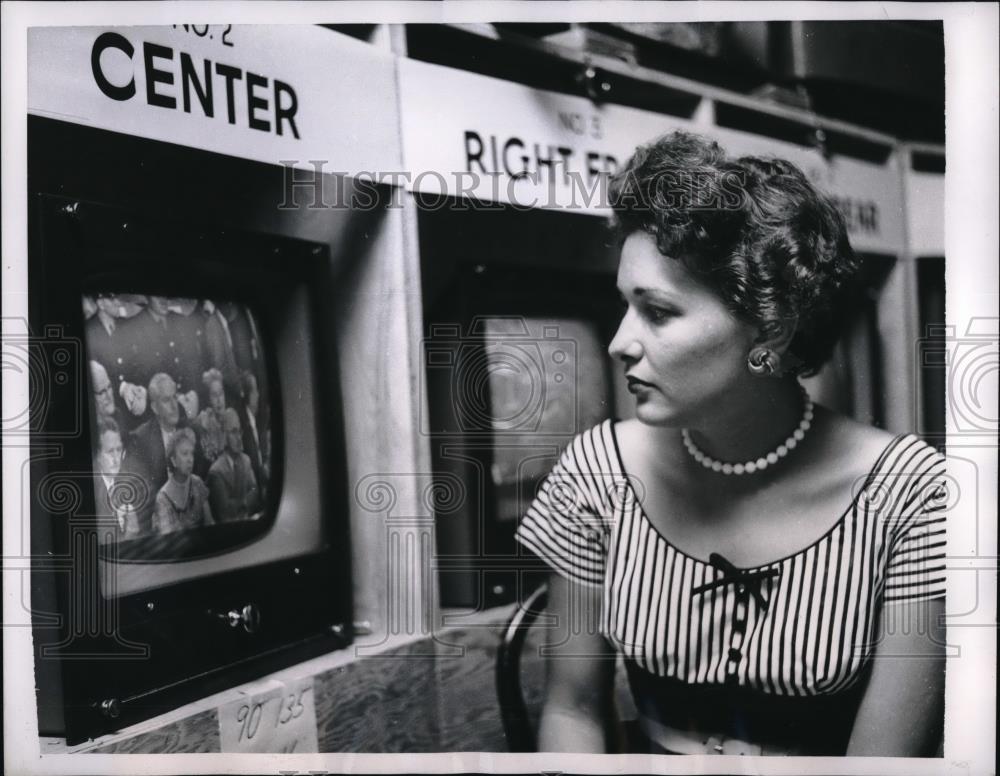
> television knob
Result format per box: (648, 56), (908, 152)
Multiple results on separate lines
(99, 698), (120, 719)
(218, 603), (261, 633)
(240, 603), (261, 634)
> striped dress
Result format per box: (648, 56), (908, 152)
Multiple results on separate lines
(515, 419), (946, 742)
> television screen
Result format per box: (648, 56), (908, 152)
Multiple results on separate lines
(85, 293), (274, 559)
(84, 293), (271, 560)
(79, 285), (325, 600)
(30, 189), (340, 612)
(483, 316), (613, 527)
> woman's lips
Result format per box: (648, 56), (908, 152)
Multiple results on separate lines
(626, 375), (655, 394)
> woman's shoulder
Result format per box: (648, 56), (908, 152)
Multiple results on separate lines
(154, 483), (179, 514)
(611, 417), (644, 451)
(191, 474), (208, 499)
(820, 407), (895, 454)
(813, 406), (943, 483)
(558, 419), (621, 470)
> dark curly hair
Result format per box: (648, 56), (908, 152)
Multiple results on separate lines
(609, 130), (860, 376)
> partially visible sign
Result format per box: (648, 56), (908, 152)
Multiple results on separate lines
(399, 58), (671, 212)
(218, 676), (317, 754)
(825, 154), (906, 255)
(710, 126), (906, 255)
(905, 160), (945, 257)
(28, 25), (402, 174)
(399, 58), (906, 254)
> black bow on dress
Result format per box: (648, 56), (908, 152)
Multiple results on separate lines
(691, 552), (780, 611)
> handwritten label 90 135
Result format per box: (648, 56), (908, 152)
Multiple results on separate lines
(218, 677), (317, 753)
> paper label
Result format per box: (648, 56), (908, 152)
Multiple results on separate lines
(218, 676), (318, 753)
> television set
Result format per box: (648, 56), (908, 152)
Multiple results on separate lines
(417, 202), (627, 608)
(29, 179), (353, 743)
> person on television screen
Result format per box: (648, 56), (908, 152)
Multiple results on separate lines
(515, 131), (946, 757)
(226, 303), (264, 378)
(85, 294), (124, 384)
(169, 296), (209, 399)
(120, 295), (201, 399)
(90, 359), (126, 429)
(202, 299), (241, 395)
(85, 294), (150, 419)
(129, 373), (203, 531)
(238, 369), (269, 492)
(119, 295), (169, 388)
(194, 368), (227, 470)
(92, 416), (152, 544)
(89, 359), (147, 434)
(207, 408), (260, 523)
(152, 427), (214, 535)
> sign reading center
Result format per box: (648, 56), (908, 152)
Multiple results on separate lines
(90, 31), (300, 137)
(29, 25), (402, 176)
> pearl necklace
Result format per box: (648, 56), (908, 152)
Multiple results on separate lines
(681, 387), (814, 475)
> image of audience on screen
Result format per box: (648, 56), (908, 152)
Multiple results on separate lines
(84, 294), (271, 546)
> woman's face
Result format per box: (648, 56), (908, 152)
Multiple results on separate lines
(209, 380), (226, 414)
(608, 232), (757, 427)
(171, 439), (195, 478)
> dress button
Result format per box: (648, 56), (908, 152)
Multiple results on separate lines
(728, 647), (741, 662)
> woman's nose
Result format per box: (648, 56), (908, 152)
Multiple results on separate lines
(608, 313), (642, 363)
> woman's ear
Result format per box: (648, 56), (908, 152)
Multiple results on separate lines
(754, 318), (797, 355)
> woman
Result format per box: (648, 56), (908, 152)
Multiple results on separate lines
(515, 131), (946, 756)
(153, 427), (214, 534)
(195, 368), (227, 466)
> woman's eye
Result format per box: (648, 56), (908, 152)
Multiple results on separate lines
(646, 306), (675, 323)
